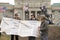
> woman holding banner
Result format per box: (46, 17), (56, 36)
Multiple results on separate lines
(38, 16), (48, 40)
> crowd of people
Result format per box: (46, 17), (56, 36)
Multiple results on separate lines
(0, 13), (49, 40)
(0, 6), (54, 40)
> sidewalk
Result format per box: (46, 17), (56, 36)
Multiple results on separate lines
(19, 37), (40, 40)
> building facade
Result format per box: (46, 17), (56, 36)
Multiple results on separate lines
(52, 3), (60, 25)
(0, 3), (14, 21)
(14, 0), (51, 20)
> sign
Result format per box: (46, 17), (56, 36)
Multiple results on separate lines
(19, 20), (41, 37)
(1, 17), (20, 35)
(1, 17), (41, 37)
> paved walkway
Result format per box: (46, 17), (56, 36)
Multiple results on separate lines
(19, 37), (40, 40)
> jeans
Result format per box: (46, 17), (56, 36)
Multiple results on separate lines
(28, 36), (36, 40)
(11, 35), (19, 40)
(41, 34), (48, 40)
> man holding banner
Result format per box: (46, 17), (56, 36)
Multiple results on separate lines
(11, 13), (21, 40)
(28, 15), (37, 40)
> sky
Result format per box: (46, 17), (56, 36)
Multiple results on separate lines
(0, 0), (15, 5)
(51, 0), (60, 4)
(0, 0), (60, 5)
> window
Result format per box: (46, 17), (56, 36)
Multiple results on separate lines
(31, 11), (35, 15)
(58, 10), (60, 12)
(52, 10), (55, 12)
(25, 10), (29, 20)
(37, 11), (41, 16)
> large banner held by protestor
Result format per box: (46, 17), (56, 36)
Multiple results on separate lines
(1, 17), (20, 35)
(1, 17), (41, 37)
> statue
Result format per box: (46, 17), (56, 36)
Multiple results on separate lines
(40, 6), (54, 24)
(40, 6), (49, 18)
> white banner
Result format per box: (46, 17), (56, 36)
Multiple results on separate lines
(19, 20), (41, 37)
(1, 17), (20, 35)
(1, 17), (41, 37)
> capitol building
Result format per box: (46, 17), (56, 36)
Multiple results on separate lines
(14, 0), (51, 20)
(0, 0), (60, 24)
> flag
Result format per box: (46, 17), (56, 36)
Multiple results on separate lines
(23, 3), (29, 11)
(0, 6), (6, 12)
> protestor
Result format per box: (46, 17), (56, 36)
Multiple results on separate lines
(28, 15), (37, 40)
(38, 16), (48, 40)
(11, 13), (21, 40)
(29, 15), (37, 20)
(0, 28), (1, 36)
(0, 20), (1, 36)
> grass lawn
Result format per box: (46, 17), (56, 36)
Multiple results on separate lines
(0, 33), (10, 40)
